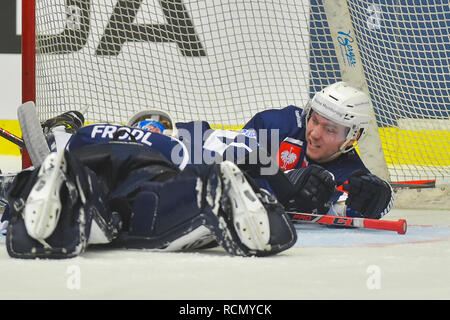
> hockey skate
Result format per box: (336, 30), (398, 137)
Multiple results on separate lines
(23, 150), (67, 240)
(41, 110), (85, 135)
(219, 161), (271, 251)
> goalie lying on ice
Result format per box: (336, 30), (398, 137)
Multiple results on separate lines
(5, 142), (296, 259)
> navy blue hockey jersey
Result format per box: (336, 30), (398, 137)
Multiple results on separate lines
(242, 105), (371, 216)
(242, 105), (370, 178)
(66, 123), (190, 170)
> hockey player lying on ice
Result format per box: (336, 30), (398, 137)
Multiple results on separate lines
(1, 81), (393, 259)
(166, 81), (394, 219)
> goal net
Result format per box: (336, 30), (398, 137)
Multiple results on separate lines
(22, 0), (449, 187)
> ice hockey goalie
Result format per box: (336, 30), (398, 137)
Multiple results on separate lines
(5, 140), (297, 259)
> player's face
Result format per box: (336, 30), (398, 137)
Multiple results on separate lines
(306, 111), (349, 162)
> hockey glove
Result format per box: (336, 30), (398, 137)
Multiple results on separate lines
(285, 165), (336, 214)
(343, 170), (394, 219)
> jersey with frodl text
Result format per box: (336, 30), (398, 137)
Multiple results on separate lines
(66, 124), (190, 170)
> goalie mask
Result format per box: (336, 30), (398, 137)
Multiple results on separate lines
(303, 81), (371, 155)
(127, 109), (177, 137)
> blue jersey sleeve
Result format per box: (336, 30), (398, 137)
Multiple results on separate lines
(242, 105), (306, 155)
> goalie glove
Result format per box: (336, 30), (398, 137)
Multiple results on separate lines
(285, 165), (336, 214)
(343, 170), (394, 219)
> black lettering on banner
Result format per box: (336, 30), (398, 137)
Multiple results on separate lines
(38, 0), (91, 54)
(1, 0), (205, 56)
(97, 0), (206, 56)
(39, 0), (205, 56)
(0, 0), (21, 53)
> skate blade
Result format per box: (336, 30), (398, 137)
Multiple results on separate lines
(220, 161), (270, 251)
(24, 151), (67, 240)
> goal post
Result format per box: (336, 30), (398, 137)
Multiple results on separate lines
(322, 0), (389, 180)
(22, 0), (449, 186)
(21, 0), (36, 105)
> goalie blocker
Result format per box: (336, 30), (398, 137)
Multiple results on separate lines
(6, 142), (296, 259)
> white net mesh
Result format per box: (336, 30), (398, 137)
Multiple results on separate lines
(347, 0), (449, 184)
(30, 0), (449, 185)
(34, 0), (316, 127)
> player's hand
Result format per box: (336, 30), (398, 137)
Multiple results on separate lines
(343, 170), (393, 219)
(285, 165), (336, 214)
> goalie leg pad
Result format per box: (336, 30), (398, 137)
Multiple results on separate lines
(107, 163), (258, 253)
(110, 176), (218, 250)
(23, 150), (67, 240)
(211, 162), (297, 257)
(6, 169), (89, 259)
(171, 162), (297, 256)
(219, 161), (270, 251)
(6, 151), (118, 259)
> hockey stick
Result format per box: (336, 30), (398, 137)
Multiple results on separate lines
(17, 101), (50, 167)
(338, 179), (438, 192)
(389, 180), (436, 189)
(0, 127), (25, 148)
(287, 211), (407, 234)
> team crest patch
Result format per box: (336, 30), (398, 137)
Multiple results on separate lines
(277, 141), (302, 170)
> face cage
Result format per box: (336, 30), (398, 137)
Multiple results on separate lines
(132, 115), (173, 131)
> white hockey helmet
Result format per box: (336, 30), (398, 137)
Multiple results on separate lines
(304, 81), (371, 153)
(127, 109), (177, 137)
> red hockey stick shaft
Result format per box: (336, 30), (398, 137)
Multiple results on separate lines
(338, 179), (436, 191)
(0, 127), (25, 148)
(287, 212), (407, 234)
(390, 180), (436, 189)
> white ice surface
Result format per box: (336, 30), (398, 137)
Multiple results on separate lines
(0, 156), (449, 300)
